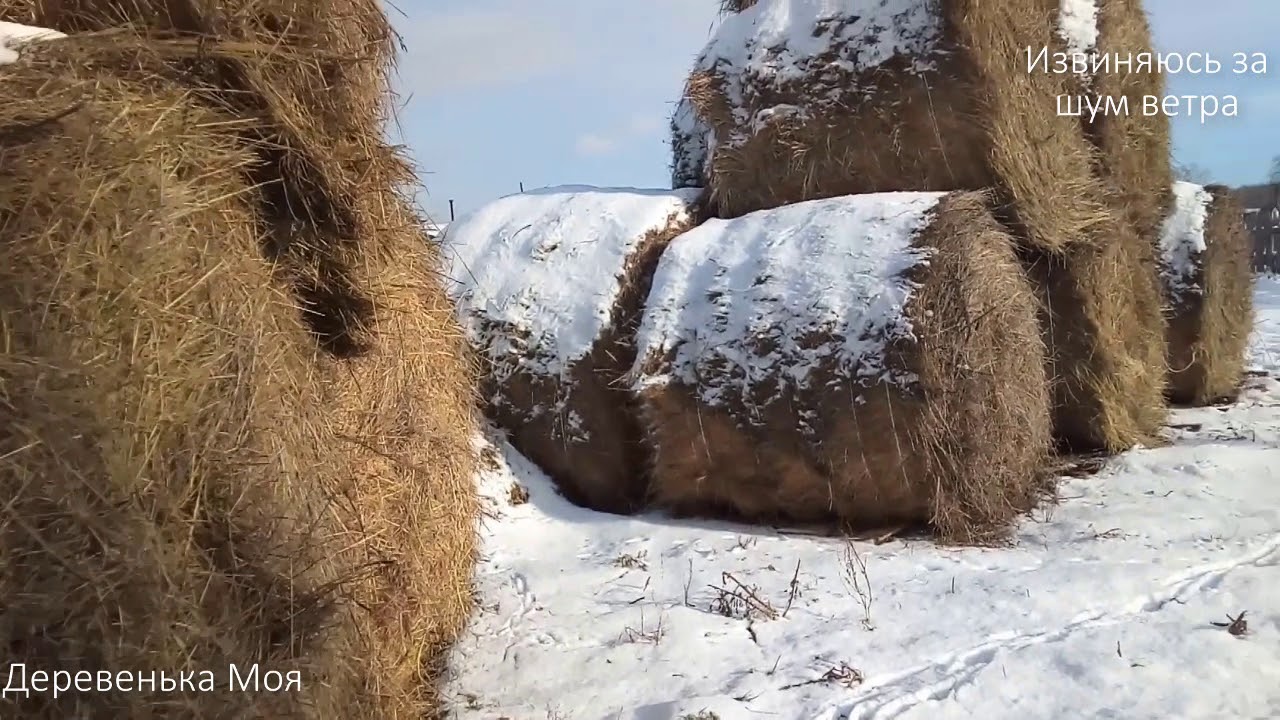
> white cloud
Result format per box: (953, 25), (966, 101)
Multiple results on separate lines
(396, 8), (576, 95)
(626, 113), (664, 136)
(573, 113), (667, 157)
(575, 133), (618, 157)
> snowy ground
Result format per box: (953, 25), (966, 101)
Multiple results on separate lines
(446, 277), (1280, 720)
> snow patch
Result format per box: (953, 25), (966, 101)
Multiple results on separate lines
(1058, 0), (1100, 60)
(0, 21), (65, 65)
(633, 192), (941, 410)
(1160, 181), (1213, 299)
(695, 0), (941, 145)
(440, 185), (700, 383)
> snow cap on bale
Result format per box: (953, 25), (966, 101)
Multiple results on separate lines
(631, 191), (1052, 543)
(1160, 182), (1255, 405)
(442, 186), (701, 514)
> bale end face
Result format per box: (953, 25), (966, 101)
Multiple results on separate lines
(443, 187), (701, 514)
(634, 191), (1052, 543)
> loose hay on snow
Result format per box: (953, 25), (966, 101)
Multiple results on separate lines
(631, 191), (1052, 543)
(0, 31), (477, 720)
(1160, 182), (1255, 405)
(676, 0), (1167, 451)
(442, 187), (700, 515)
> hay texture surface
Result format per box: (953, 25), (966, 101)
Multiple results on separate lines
(0, 58), (350, 719)
(1080, 0), (1173, 241)
(676, 0), (1167, 451)
(632, 191), (1051, 543)
(1160, 182), (1255, 405)
(443, 186), (700, 514)
(0, 34), (477, 720)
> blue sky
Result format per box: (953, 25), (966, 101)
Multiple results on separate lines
(392, 0), (1278, 224)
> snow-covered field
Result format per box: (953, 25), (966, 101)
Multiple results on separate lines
(446, 278), (1280, 720)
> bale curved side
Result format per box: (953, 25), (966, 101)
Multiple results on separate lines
(0, 69), (361, 720)
(1165, 186), (1255, 405)
(635, 192), (1051, 543)
(1087, 0), (1173, 241)
(1025, 217), (1167, 450)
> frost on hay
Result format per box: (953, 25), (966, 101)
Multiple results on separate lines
(1162, 184), (1255, 406)
(442, 186), (700, 514)
(632, 191), (1052, 543)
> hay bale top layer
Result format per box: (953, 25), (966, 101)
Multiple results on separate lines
(1160, 181), (1213, 298)
(698, 0), (939, 107)
(442, 185), (700, 378)
(0, 21), (62, 63)
(633, 191), (942, 405)
(693, 0), (1104, 144)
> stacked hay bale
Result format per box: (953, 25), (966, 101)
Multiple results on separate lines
(0, 14), (476, 720)
(632, 191), (1052, 543)
(442, 187), (700, 514)
(674, 0), (1169, 452)
(1160, 182), (1255, 405)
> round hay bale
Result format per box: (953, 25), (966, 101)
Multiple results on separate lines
(442, 187), (701, 515)
(0, 57), (356, 719)
(631, 191), (1052, 543)
(1161, 182), (1256, 405)
(0, 39), (479, 719)
(675, 0), (1168, 452)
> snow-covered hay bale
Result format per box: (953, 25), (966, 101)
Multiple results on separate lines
(674, 0), (1167, 451)
(1161, 182), (1255, 405)
(0, 34), (478, 720)
(632, 191), (1052, 543)
(443, 187), (701, 514)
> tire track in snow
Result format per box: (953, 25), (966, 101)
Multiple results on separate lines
(839, 536), (1280, 720)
